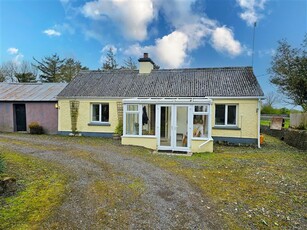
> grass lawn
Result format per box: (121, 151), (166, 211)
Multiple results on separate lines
(125, 135), (307, 229)
(0, 148), (68, 230)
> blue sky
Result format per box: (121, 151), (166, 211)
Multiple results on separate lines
(0, 0), (306, 107)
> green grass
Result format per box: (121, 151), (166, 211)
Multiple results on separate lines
(261, 118), (290, 128)
(122, 135), (307, 229)
(0, 137), (148, 229)
(0, 149), (68, 230)
(0, 133), (305, 229)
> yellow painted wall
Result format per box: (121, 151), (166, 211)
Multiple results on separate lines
(122, 136), (157, 149)
(211, 99), (259, 138)
(58, 99), (120, 133)
(191, 139), (213, 152)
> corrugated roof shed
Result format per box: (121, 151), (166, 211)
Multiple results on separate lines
(0, 83), (67, 101)
(58, 67), (264, 98)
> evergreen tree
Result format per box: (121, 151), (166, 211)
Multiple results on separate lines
(15, 61), (37, 82)
(33, 54), (65, 82)
(102, 48), (118, 70)
(60, 58), (89, 82)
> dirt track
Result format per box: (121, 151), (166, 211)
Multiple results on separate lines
(0, 133), (223, 229)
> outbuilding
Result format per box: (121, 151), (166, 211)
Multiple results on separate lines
(0, 82), (67, 134)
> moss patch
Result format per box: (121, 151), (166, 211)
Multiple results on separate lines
(0, 149), (67, 230)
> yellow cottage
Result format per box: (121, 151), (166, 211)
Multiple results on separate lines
(57, 53), (264, 153)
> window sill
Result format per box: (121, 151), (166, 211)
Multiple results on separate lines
(123, 135), (156, 138)
(191, 137), (211, 141)
(88, 122), (111, 126)
(213, 126), (241, 130)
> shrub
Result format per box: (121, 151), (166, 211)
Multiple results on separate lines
(0, 155), (5, 174)
(114, 121), (123, 136)
(28, 122), (43, 134)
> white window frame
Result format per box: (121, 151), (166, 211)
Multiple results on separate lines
(123, 104), (156, 137)
(192, 105), (211, 140)
(91, 103), (109, 123)
(215, 104), (238, 126)
(124, 104), (140, 136)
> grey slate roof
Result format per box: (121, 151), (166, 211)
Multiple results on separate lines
(0, 83), (67, 101)
(58, 67), (264, 98)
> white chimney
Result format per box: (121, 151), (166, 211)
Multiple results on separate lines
(138, 53), (155, 74)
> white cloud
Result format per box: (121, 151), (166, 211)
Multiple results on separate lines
(82, 0), (154, 41)
(7, 47), (18, 55)
(125, 31), (189, 68)
(236, 0), (267, 26)
(12, 53), (24, 66)
(43, 29), (61, 36)
(6, 47), (24, 66)
(99, 44), (118, 66)
(126, 22), (243, 67)
(258, 48), (275, 57)
(101, 44), (117, 54)
(155, 31), (189, 68)
(79, 0), (245, 67)
(211, 26), (243, 56)
(124, 44), (144, 57)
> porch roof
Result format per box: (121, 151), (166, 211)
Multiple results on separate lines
(58, 67), (264, 98)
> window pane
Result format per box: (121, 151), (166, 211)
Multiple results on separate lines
(193, 115), (208, 138)
(92, 104), (99, 121)
(215, 105), (225, 125)
(227, 105), (236, 125)
(101, 104), (109, 122)
(127, 105), (138, 111)
(126, 113), (139, 135)
(142, 105), (155, 135)
(195, 105), (207, 112)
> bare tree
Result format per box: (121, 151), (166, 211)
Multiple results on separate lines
(0, 61), (18, 82)
(122, 57), (137, 70)
(0, 61), (37, 82)
(0, 66), (6, 82)
(264, 92), (280, 107)
(15, 61), (37, 82)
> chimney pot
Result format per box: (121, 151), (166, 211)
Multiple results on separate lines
(144, 53), (148, 58)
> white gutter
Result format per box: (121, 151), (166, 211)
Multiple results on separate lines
(208, 96), (266, 99)
(257, 98), (261, 148)
(123, 97), (212, 104)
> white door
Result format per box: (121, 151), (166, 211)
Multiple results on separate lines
(157, 105), (190, 151)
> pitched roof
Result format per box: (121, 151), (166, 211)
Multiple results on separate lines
(0, 83), (67, 101)
(58, 67), (264, 98)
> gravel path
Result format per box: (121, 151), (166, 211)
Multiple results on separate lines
(0, 133), (223, 229)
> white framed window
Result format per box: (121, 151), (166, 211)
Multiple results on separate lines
(91, 103), (109, 123)
(125, 104), (140, 135)
(124, 104), (156, 136)
(215, 104), (237, 126)
(192, 105), (209, 139)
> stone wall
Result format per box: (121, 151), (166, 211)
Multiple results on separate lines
(261, 125), (307, 151)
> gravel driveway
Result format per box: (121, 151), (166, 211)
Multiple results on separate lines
(0, 133), (223, 229)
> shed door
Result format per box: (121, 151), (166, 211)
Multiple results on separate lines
(14, 104), (27, 131)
